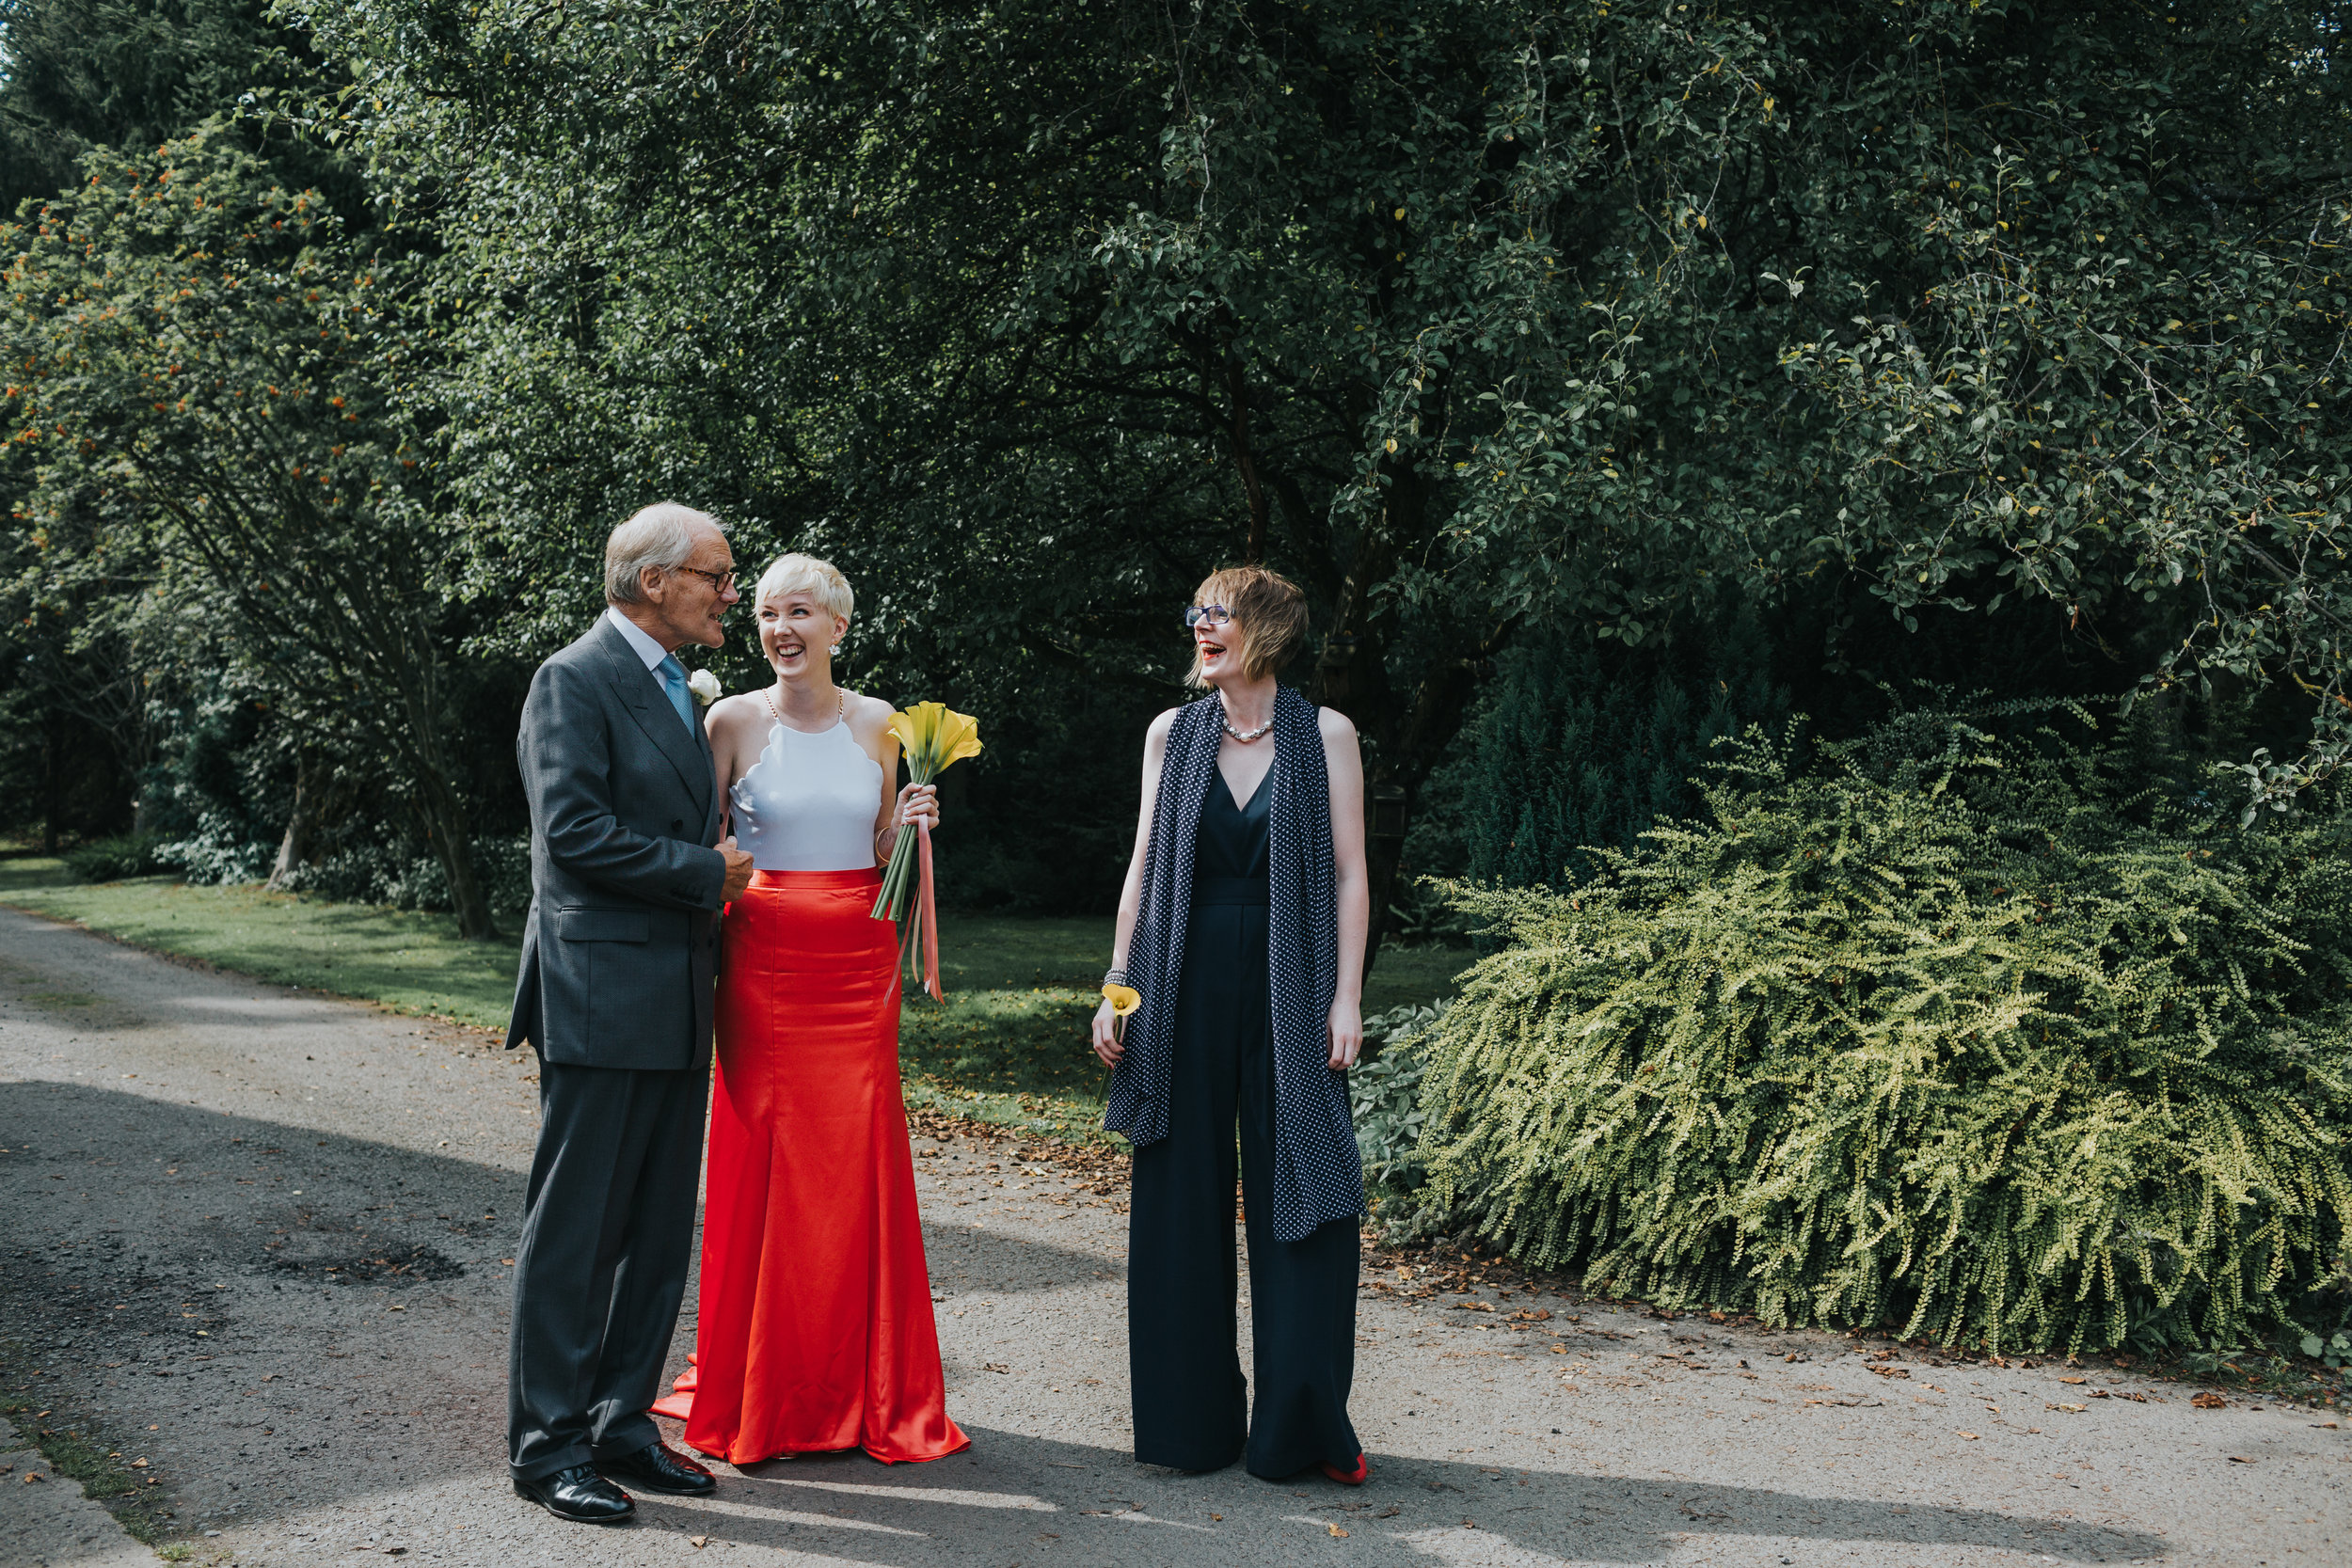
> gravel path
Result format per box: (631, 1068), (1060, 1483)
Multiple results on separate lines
(0, 904), (2343, 1567)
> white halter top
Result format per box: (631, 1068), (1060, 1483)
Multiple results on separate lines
(730, 720), (884, 872)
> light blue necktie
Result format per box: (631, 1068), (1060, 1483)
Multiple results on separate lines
(654, 654), (697, 736)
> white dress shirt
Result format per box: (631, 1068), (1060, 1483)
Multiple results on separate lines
(605, 605), (671, 672)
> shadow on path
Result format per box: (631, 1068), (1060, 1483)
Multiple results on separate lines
(634, 1426), (2165, 1564)
(0, 1080), (1120, 1544)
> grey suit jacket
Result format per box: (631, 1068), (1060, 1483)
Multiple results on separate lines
(503, 617), (727, 1070)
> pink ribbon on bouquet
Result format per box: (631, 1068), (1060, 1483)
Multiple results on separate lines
(916, 819), (943, 1002)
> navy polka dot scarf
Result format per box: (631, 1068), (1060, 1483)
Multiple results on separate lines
(1104, 686), (1366, 1242)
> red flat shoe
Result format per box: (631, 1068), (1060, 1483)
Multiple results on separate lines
(1318, 1452), (1369, 1486)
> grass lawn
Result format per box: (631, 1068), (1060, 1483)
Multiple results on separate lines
(0, 851), (1470, 1140)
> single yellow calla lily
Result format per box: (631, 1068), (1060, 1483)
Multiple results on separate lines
(1102, 982), (1141, 1016)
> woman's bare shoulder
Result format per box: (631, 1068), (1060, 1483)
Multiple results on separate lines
(706, 690), (770, 735)
(1315, 705), (1360, 744)
(841, 689), (897, 744)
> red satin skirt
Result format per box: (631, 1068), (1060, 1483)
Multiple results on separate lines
(679, 868), (969, 1465)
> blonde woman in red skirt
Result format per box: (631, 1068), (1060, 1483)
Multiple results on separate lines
(666, 552), (968, 1466)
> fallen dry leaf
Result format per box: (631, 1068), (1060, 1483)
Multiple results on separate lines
(129, 1458), (148, 1468)
(689, 1536), (707, 1548)
(1327, 1524), (1349, 1537)
(2058, 1376), (2087, 1385)
(24, 1472), (44, 1483)
(2050, 1402), (2087, 1414)
(2228, 1455), (2256, 1465)
(982, 1363), (1009, 1374)
(1375, 1505), (1400, 1518)
(1957, 1431), (1980, 1441)
(1866, 1366), (1912, 1380)
(2192, 1391), (2228, 1410)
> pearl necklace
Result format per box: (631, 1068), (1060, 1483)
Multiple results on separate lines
(1219, 698), (1275, 744)
(766, 684), (844, 731)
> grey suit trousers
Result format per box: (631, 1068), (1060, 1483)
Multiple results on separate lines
(506, 1059), (706, 1479)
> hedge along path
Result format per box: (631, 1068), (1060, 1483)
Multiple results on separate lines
(1413, 706), (2352, 1357)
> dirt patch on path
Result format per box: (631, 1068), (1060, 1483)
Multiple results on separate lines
(0, 906), (2339, 1566)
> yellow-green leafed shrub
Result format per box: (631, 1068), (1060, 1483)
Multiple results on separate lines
(1418, 707), (2352, 1354)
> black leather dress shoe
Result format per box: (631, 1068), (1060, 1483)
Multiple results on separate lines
(597, 1440), (717, 1497)
(513, 1463), (635, 1524)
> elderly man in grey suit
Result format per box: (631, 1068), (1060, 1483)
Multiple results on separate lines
(503, 502), (755, 1525)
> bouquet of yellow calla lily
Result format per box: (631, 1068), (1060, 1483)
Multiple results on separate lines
(872, 702), (983, 1000)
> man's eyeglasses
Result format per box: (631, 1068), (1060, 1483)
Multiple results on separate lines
(1184, 604), (1234, 628)
(672, 564), (737, 594)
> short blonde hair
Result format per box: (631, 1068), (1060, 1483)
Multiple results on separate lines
(755, 552), (854, 622)
(605, 502), (724, 604)
(1186, 565), (1308, 686)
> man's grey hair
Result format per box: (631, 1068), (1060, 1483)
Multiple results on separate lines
(604, 503), (725, 605)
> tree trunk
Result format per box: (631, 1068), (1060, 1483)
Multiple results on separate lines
(390, 700), (499, 941)
(265, 761), (317, 890)
(1307, 466), (1505, 990)
(416, 768), (497, 940)
(1311, 468), (1410, 974)
(40, 712), (59, 854)
(421, 784), (494, 944)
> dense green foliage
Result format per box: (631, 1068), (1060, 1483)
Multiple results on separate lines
(1448, 621), (1788, 892)
(2, 131), (505, 930)
(1415, 705), (2352, 1353)
(0, 0), (342, 214)
(0, 0), (2347, 932)
(60, 832), (165, 881)
(1351, 1001), (1446, 1189)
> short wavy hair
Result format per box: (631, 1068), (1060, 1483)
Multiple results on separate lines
(1187, 565), (1308, 686)
(605, 503), (724, 605)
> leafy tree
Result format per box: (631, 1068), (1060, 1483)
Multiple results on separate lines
(0, 131), (499, 934)
(1769, 2), (2352, 817)
(0, 0), (351, 215)
(301, 0), (2352, 948)
(297, 0), (1759, 946)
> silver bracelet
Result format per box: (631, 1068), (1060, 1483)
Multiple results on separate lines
(1102, 967), (1129, 989)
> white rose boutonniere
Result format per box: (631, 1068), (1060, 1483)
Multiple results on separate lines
(687, 669), (723, 706)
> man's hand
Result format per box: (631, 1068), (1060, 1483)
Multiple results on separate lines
(719, 835), (755, 902)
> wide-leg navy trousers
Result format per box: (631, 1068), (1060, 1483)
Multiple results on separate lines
(1127, 894), (1360, 1478)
